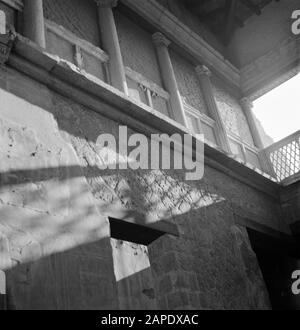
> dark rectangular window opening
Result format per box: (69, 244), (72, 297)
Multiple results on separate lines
(109, 217), (166, 246)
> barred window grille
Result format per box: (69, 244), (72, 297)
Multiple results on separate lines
(265, 131), (300, 182)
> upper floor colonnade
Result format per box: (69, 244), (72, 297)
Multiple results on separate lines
(22, 0), (128, 94)
(10, 0), (267, 173)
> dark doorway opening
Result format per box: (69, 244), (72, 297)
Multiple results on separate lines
(247, 228), (300, 310)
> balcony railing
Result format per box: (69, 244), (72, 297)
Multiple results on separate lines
(263, 130), (300, 183)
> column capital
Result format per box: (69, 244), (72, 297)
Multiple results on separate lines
(95, 0), (118, 8)
(152, 32), (171, 48)
(195, 65), (212, 78)
(240, 97), (253, 111)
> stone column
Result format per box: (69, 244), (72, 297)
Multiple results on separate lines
(240, 98), (264, 150)
(152, 32), (188, 127)
(95, 0), (128, 94)
(195, 65), (231, 153)
(23, 0), (46, 48)
(0, 10), (6, 35)
(239, 98), (275, 174)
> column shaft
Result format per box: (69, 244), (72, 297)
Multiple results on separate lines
(23, 0), (46, 48)
(196, 65), (231, 153)
(152, 32), (188, 127)
(240, 98), (264, 150)
(240, 98), (275, 174)
(96, 0), (128, 94)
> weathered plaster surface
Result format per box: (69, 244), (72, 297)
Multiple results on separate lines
(0, 80), (118, 310)
(170, 50), (208, 115)
(111, 239), (157, 309)
(115, 11), (163, 87)
(212, 79), (254, 146)
(43, 0), (100, 47)
(0, 65), (289, 310)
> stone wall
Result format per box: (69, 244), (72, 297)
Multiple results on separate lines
(0, 64), (291, 309)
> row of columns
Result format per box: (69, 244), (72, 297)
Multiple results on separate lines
(21, 0), (264, 153)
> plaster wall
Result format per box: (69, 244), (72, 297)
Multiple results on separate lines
(0, 65), (290, 309)
(212, 78), (254, 146)
(115, 10), (163, 87)
(43, 0), (100, 47)
(170, 50), (208, 115)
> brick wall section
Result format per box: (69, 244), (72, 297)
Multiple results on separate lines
(43, 0), (100, 47)
(149, 223), (271, 310)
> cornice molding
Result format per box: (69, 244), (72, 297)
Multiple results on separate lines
(121, 0), (240, 89)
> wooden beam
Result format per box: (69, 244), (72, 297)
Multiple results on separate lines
(240, 0), (262, 15)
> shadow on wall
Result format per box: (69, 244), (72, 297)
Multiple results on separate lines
(0, 80), (280, 310)
(0, 160), (272, 310)
(0, 163), (225, 309)
(3, 239), (118, 310)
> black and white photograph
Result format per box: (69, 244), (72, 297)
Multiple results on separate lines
(0, 0), (299, 316)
